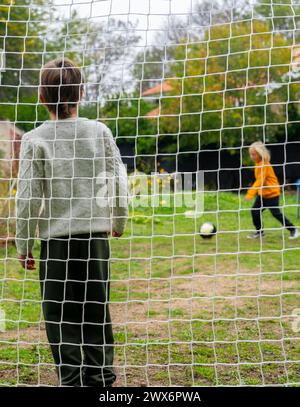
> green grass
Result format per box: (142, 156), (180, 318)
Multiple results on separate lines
(0, 191), (299, 386)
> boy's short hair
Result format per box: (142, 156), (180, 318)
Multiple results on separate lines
(40, 57), (84, 119)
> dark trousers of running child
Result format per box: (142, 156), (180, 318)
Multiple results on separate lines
(251, 195), (295, 234)
(39, 231), (116, 387)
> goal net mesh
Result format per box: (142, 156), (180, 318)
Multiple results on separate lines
(0, 0), (299, 386)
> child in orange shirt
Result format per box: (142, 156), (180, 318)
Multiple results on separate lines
(245, 141), (299, 239)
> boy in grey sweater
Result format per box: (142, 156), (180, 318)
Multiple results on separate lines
(15, 57), (128, 387)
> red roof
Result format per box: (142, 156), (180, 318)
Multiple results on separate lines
(145, 107), (160, 117)
(142, 81), (173, 96)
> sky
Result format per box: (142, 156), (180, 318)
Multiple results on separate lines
(52, 0), (192, 18)
(52, 0), (193, 45)
(48, 1), (235, 95)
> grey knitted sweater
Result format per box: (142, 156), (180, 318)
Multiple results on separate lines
(15, 117), (129, 255)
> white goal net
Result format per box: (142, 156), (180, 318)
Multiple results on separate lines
(0, 0), (299, 387)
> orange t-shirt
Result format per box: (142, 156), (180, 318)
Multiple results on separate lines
(246, 160), (281, 199)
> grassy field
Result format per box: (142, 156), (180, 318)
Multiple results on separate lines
(0, 191), (299, 386)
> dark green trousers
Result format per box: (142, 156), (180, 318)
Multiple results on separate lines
(39, 232), (116, 387)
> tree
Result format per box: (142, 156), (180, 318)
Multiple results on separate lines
(0, 1), (84, 130)
(136, 7), (300, 156)
(0, 2), (140, 132)
(0, 0), (49, 90)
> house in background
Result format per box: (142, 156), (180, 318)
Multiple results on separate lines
(142, 80), (173, 117)
(0, 121), (24, 241)
(0, 120), (24, 179)
(140, 76), (300, 191)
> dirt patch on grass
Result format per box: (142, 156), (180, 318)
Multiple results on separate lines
(0, 267), (298, 386)
(0, 324), (46, 343)
(111, 270), (297, 317)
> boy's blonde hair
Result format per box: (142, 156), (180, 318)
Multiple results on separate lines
(249, 141), (271, 162)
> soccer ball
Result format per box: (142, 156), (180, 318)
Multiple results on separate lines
(200, 222), (216, 239)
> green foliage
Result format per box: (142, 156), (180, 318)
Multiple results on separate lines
(0, 1), (79, 124)
(0, 2), (139, 130)
(1, 0), (300, 163)
(131, 4), (300, 156)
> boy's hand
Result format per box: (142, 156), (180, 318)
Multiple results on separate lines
(112, 231), (122, 238)
(18, 252), (36, 270)
(245, 195), (252, 201)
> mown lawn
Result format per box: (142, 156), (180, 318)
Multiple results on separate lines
(0, 191), (299, 386)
